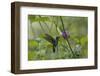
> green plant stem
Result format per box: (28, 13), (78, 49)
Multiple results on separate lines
(38, 21), (45, 33)
(49, 16), (54, 32)
(44, 22), (51, 33)
(54, 22), (59, 34)
(60, 16), (75, 57)
(66, 39), (75, 57)
(52, 16), (59, 34)
(60, 16), (65, 31)
(61, 44), (70, 52)
(38, 15), (51, 33)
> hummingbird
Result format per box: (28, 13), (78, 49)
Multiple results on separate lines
(43, 33), (60, 53)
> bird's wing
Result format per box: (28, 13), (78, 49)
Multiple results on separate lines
(43, 33), (54, 44)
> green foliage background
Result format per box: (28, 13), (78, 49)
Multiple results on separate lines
(28, 15), (88, 60)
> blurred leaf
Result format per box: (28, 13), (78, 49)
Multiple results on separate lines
(38, 17), (50, 22)
(57, 27), (62, 35)
(28, 50), (37, 60)
(28, 40), (38, 48)
(80, 36), (88, 46)
(28, 15), (50, 22)
(28, 15), (36, 22)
